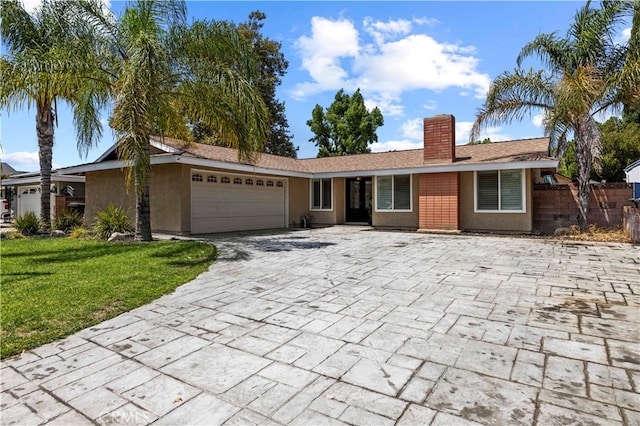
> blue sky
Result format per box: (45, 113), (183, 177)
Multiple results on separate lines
(0, 1), (632, 171)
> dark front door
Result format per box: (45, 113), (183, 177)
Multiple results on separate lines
(346, 177), (372, 223)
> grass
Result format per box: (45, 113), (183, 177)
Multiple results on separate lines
(0, 238), (217, 359)
(553, 224), (632, 243)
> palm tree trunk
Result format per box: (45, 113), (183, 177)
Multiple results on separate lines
(36, 102), (54, 230)
(574, 133), (592, 231)
(134, 142), (152, 242)
(134, 177), (152, 241)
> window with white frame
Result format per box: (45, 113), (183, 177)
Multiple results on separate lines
(475, 169), (524, 212)
(311, 178), (332, 210)
(376, 175), (411, 211)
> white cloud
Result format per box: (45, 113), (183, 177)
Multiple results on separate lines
(0, 148), (62, 171)
(455, 121), (512, 144)
(422, 100), (437, 111)
(371, 118), (514, 154)
(292, 16), (491, 114)
(477, 126), (512, 143)
(292, 17), (360, 98)
(20, 0), (40, 14)
(532, 112), (545, 127)
(400, 118), (423, 140)
(21, 0), (111, 15)
(594, 108), (616, 124)
(1, 151), (40, 171)
(456, 121), (473, 144)
(363, 17), (412, 45)
(355, 34), (490, 97)
(615, 27), (631, 45)
(413, 16), (440, 26)
(371, 139), (422, 152)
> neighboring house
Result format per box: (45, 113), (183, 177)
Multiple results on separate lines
(1, 171), (86, 218)
(61, 114), (558, 235)
(1, 162), (22, 178)
(624, 159), (640, 200)
(1, 162), (23, 200)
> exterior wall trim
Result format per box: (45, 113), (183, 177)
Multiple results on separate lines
(60, 155), (558, 180)
(314, 160), (558, 178)
(2, 174), (86, 186)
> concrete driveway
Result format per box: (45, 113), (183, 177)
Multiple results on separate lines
(2, 226), (639, 425)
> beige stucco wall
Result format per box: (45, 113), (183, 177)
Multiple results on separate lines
(86, 164), (189, 234)
(85, 169), (136, 228)
(151, 164), (191, 233)
(333, 177), (346, 224)
(459, 169), (533, 232)
(305, 177), (345, 226)
(89, 164), (299, 234)
(288, 177), (309, 227)
(372, 174), (420, 229)
(87, 165), (538, 235)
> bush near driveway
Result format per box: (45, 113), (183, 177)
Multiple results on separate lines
(0, 238), (217, 359)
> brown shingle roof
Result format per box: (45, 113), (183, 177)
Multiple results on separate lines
(150, 136), (553, 174)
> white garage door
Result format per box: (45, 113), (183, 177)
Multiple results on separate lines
(18, 186), (42, 217)
(191, 171), (287, 234)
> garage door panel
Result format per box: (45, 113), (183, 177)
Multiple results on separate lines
(192, 214), (284, 233)
(191, 174), (286, 234)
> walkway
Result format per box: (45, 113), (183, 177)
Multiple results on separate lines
(2, 227), (639, 425)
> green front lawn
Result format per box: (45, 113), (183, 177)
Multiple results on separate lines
(0, 238), (217, 359)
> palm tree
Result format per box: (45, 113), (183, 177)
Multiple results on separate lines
(471, 1), (632, 230)
(619, 0), (640, 122)
(0, 0), (106, 228)
(78, 0), (269, 241)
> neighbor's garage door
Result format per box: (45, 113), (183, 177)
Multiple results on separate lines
(18, 186), (42, 216)
(191, 170), (286, 234)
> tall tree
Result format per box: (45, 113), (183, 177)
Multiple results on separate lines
(559, 117), (640, 182)
(471, 1), (631, 230)
(79, 0), (269, 241)
(238, 11), (297, 158)
(191, 11), (297, 158)
(0, 0), (106, 228)
(620, 0), (640, 124)
(307, 89), (384, 158)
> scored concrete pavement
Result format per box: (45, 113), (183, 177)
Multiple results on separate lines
(2, 226), (639, 425)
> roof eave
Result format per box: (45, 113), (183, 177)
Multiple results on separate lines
(311, 159), (559, 178)
(2, 173), (86, 186)
(58, 155), (559, 179)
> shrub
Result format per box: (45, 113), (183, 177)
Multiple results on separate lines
(69, 226), (92, 239)
(14, 212), (41, 235)
(53, 209), (84, 233)
(93, 204), (134, 240)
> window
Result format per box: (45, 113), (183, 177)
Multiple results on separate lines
(266, 180), (274, 187)
(245, 178), (253, 185)
(207, 175), (216, 183)
(256, 179), (264, 186)
(376, 175), (411, 211)
(191, 174), (203, 182)
(233, 177), (242, 185)
(311, 178), (332, 210)
(276, 181), (284, 188)
(475, 169), (524, 212)
(221, 176), (230, 184)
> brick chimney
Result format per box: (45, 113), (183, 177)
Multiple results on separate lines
(424, 114), (455, 162)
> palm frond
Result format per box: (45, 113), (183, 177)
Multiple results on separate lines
(517, 32), (570, 73)
(0, 0), (39, 51)
(471, 68), (555, 141)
